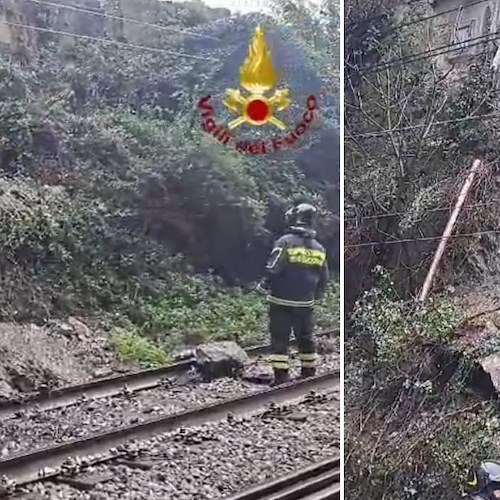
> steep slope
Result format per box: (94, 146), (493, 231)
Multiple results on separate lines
(344, 0), (500, 498)
(0, 0), (339, 345)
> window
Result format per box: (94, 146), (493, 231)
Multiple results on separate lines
(453, 19), (476, 50)
(483, 5), (493, 36)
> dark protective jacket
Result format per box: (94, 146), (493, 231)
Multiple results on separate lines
(470, 483), (500, 499)
(257, 226), (329, 307)
(470, 488), (500, 499)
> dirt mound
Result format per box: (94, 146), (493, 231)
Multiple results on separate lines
(455, 288), (500, 325)
(0, 318), (125, 398)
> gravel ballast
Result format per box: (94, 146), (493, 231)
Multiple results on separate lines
(19, 386), (340, 500)
(0, 353), (339, 458)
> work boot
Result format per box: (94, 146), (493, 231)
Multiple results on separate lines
(300, 366), (316, 379)
(271, 369), (290, 386)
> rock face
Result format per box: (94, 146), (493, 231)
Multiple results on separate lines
(195, 341), (249, 380)
(0, 0), (229, 54)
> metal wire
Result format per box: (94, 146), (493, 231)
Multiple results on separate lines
(0, 20), (220, 61)
(359, 28), (500, 73)
(24, 0), (220, 40)
(391, 0), (490, 32)
(344, 229), (500, 249)
(345, 201), (498, 221)
(346, 111), (500, 139)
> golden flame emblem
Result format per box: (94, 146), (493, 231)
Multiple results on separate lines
(223, 26), (291, 130)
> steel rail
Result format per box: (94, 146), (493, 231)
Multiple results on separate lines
(0, 370), (340, 487)
(0, 327), (339, 418)
(300, 483), (341, 500)
(224, 456), (341, 500)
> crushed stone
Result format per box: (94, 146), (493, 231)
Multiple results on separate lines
(0, 353), (339, 457)
(18, 388), (340, 500)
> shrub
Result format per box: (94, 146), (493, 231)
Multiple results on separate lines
(352, 266), (464, 365)
(112, 327), (169, 368)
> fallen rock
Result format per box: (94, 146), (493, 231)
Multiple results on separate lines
(241, 362), (273, 385)
(50, 317), (91, 340)
(9, 373), (36, 393)
(91, 367), (114, 379)
(195, 341), (250, 380)
(50, 320), (74, 338)
(0, 380), (12, 400)
(67, 317), (91, 340)
(171, 347), (196, 362)
(287, 411), (308, 422)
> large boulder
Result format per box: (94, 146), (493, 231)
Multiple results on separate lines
(195, 341), (250, 380)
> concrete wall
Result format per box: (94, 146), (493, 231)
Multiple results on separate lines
(0, 0), (229, 58)
(432, 0), (499, 60)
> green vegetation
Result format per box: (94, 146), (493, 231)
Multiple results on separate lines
(112, 280), (340, 366)
(347, 267), (500, 499)
(108, 280), (340, 367)
(315, 281), (341, 329)
(144, 288), (267, 348)
(428, 408), (500, 486)
(113, 327), (170, 368)
(352, 266), (464, 366)
(346, 398), (500, 500)
(0, 0), (339, 358)
(144, 280), (340, 347)
(345, 0), (500, 495)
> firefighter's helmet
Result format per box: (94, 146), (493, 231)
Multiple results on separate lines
(285, 203), (317, 228)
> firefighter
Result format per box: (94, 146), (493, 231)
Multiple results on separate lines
(465, 461), (500, 499)
(256, 203), (329, 385)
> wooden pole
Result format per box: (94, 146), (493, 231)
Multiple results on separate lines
(418, 158), (483, 302)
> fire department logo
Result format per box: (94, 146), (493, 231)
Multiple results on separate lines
(198, 25), (319, 155)
(223, 26), (291, 130)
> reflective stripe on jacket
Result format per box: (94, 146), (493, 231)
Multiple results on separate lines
(259, 227), (328, 307)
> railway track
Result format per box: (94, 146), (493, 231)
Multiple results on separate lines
(226, 456), (341, 500)
(0, 327), (339, 419)
(0, 369), (340, 491)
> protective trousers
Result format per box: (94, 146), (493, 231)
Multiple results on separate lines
(268, 304), (317, 374)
